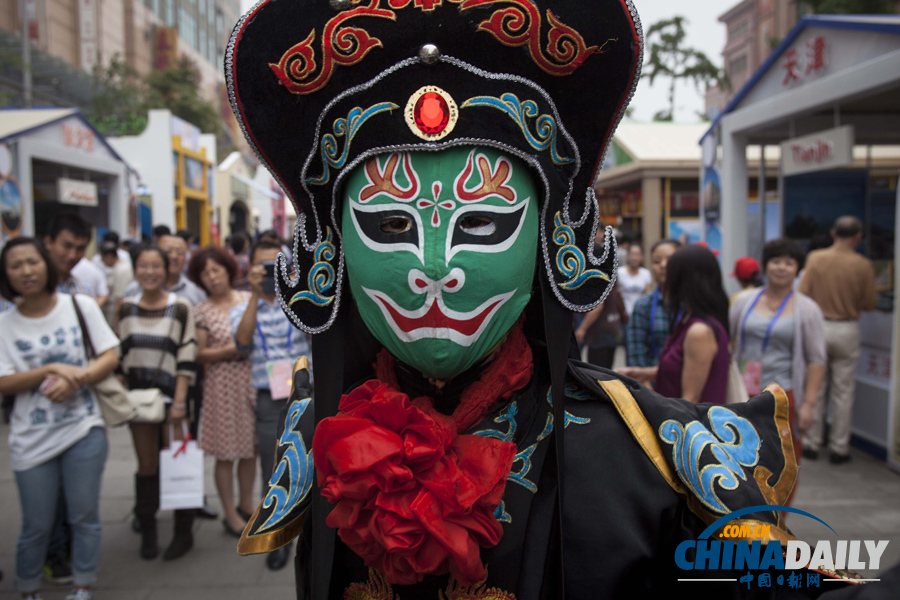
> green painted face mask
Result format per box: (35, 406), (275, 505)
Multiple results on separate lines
(341, 147), (538, 380)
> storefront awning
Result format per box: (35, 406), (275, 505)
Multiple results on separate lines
(702, 15), (900, 146)
(0, 107), (131, 168)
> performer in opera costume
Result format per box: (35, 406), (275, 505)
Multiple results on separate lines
(225, 0), (899, 598)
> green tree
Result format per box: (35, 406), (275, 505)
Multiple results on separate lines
(806, 0), (897, 13)
(88, 59), (149, 136)
(642, 16), (728, 122)
(87, 55), (221, 137)
(145, 56), (220, 135)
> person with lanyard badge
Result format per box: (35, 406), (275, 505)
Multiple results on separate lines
(231, 239), (311, 571)
(624, 239), (681, 367)
(730, 239), (825, 506)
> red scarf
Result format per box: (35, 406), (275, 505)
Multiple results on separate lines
(312, 324), (533, 586)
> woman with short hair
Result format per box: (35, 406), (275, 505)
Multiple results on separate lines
(730, 238), (825, 503)
(187, 246), (256, 537)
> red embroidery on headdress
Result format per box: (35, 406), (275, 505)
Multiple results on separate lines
(268, 0), (395, 95)
(460, 0), (609, 76)
(269, 0), (604, 96)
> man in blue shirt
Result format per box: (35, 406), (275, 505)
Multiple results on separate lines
(231, 239), (311, 571)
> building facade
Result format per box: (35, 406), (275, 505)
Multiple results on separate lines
(705, 0), (803, 119)
(0, 1), (241, 141)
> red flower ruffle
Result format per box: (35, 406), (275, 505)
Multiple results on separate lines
(312, 380), (517, 586)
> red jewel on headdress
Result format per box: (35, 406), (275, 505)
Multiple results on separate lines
(414, 92), (449, 134)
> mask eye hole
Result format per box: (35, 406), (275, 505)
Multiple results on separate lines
(459, 215), (496, 236)
(380, 216), (412, 234)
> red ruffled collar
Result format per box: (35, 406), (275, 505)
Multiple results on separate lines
(312, 324), (533, 585)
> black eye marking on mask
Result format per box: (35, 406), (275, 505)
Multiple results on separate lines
(351, 205), (420, 249)
(450, 203), (527, 250)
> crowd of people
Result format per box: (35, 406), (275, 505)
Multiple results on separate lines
(0, 213), (310, 600)
(0, 211), (881, 599)
(576, 215), (878, 498)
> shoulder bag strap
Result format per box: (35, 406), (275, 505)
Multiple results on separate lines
(72, 295), (97, 361)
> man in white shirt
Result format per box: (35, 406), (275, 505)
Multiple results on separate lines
(616, 243), (653, 317)
(97, 241), (133, 328)
(43, 213), (103, 301)
(71, 258), (108, 307)
(91, 230), (132, 275)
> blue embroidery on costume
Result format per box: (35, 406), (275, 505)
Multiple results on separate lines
(475, 384), (591, 524)
(461, 94), (574, 166)
(15, 339), (32, 352)
(494, 501), (512, 523)
(473, 401), (518, 443)
(659, 405), (761, 514)
(54, 328), (66, 345)
(289, 228), (336, 307)
(308, 103), (399, 186)
(40, 336), (50, 346)
(258, 397), (314, 533)
(552, 212), (611, 291)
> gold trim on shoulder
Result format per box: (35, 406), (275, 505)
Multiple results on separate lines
(599, 379), (686, 496)
(752, 384), (798, 530)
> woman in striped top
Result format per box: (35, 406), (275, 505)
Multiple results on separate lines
(118, 246), (197, 562)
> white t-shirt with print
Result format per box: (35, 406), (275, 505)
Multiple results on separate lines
(617, 266), (653, 316)
(0, 293), (119, 471)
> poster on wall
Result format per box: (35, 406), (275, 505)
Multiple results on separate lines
(0, 143), (22, 241)
(668, 220), (702, 246)
(701, 166), (722, 257)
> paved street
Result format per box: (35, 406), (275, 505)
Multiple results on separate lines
(1, 416), (900, 599)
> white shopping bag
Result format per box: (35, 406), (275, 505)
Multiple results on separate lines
(159, 423), (205, 511)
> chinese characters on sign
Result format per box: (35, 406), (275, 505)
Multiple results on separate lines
(740, 571), (821, 590)
(782, 36), (827, 86)
(62, 123), (95, 153)
(861, 348), (892, 383)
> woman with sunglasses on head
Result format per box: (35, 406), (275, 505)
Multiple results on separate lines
(0, 238), (119, 600)
(118, 245), (197, 562)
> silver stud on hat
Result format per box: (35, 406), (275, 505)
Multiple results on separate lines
(418, 44), (441, 65)
(329, 0), (352, 10)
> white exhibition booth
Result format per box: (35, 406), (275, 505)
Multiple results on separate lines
(700, 15), (900, 469)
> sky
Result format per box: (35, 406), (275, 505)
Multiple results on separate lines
(238, 0), (727, 123)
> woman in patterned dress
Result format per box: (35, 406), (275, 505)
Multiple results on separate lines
(188, 246), (256, 537)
